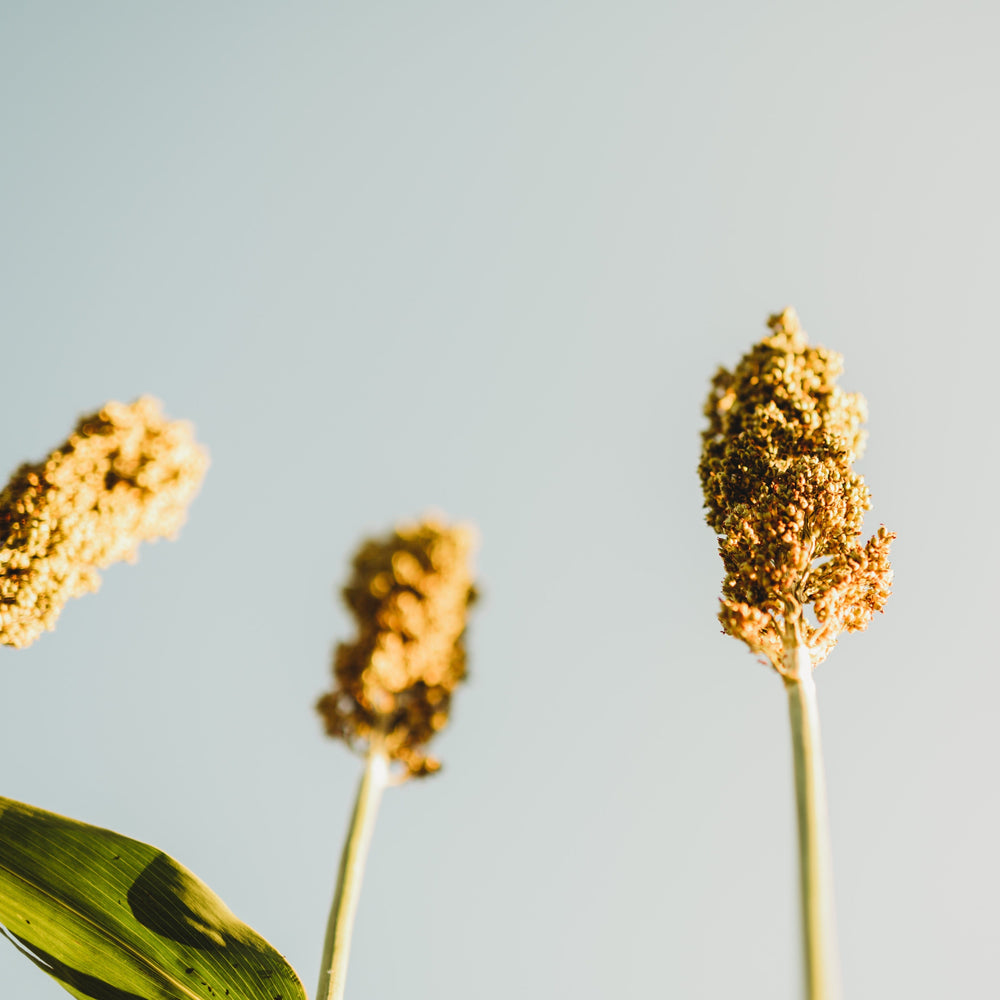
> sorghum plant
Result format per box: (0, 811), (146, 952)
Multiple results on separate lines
(699, 309), (894, 1000)
(315, 519), (477, 1000)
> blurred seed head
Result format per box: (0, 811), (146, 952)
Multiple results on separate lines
(317, 518), (477, 778)
(698, 309), (894, 673)
(0, 397), (208, 649)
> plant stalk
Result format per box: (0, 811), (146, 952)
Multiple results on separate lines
(784, 639), (840, 1000)
(316, 747), (390, 1000)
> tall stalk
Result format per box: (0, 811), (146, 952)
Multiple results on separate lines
(784, 638), (840, 1000)
(316, 748), (390, 1000)
(314, 520), (477, 1000)
(698, 310), (894, 997)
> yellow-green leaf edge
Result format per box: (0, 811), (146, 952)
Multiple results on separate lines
(0, 796), (307, 1000)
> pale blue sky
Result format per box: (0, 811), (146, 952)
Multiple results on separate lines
(2, 3), (998, 998)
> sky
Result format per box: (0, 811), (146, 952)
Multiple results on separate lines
(2, 2), (999, 998)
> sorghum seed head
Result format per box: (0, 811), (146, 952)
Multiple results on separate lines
(316, 517), (477, 778)
(0, 397), (208, 649)
(698, 309), (894, 674)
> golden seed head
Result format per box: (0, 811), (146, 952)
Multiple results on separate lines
(316, 517), (478, 778)
(698, 309), (894, 674)
(0, 397), (208, 649)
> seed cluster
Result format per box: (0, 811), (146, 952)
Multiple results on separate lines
(317, 519), (477, 778)
(699, 309), (894, 673)
(0, 397), (208, 648)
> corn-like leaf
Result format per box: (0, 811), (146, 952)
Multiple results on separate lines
(0, 797), (306, 1000)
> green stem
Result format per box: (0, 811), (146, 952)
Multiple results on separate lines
(784, 641), (841, 1000)
(316, 747), (390, 1000)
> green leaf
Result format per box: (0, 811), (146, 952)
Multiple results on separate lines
(0, 797), (307, 1000)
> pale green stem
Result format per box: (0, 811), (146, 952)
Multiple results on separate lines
(316, 747), (390, 1000)
(783, 639), (841, 1000)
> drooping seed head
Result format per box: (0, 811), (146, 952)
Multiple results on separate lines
(0, 397), (208, 649)
(316, 517), (477, 778)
